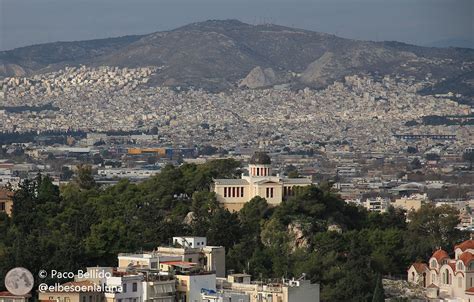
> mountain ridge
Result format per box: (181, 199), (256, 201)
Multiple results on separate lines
(1, 19), (473, 92)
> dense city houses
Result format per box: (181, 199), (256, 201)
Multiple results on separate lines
(37, 236), (320, 302)
(1, 67), (472, 153)
(0, 63), (473, 302)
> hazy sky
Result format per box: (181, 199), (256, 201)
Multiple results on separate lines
(0, 0), (473, 51)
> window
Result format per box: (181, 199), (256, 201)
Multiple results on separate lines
(266, 187), (274, 198)
(240, 187), (244, 197)
(224, 187), (227, 197)
(232, 187), (236, 197)
(430, 260), (437, 268)
(123, 284), (127, 293)
(89, 296), (93, 302)
(132, 282), (137, 292)
(443, 269), (451, 285)
(0, 202), (4, 211)
(458, 262), (464, 270)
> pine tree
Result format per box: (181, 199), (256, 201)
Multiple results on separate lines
(372, 273), (385, 302)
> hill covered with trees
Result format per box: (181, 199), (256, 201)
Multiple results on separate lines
(0, 159), (466, 301)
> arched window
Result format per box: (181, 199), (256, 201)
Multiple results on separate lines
(458, 262), (464, 271)
(411, 272), (415, 281)
(431, 260), (437, 268)
(443, 269), (450, 284)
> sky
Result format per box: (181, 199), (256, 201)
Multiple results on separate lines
(0, 0), (473, 51)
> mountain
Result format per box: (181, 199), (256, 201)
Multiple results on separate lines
(424, 38), (474, 49)
(1, 19), (473, 91)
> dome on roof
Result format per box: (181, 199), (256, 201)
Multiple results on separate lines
(249, 152), (271, 165)
(455, 240), (474, 252)
(459, 251), (474, 265)
(432, 249), (449, 262)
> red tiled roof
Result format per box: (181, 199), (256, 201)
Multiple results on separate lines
(0, 188), (13, 199)
(460, 252), (474, 266)
(455, 240), (474, 252)
(0, 291), (31, 298)
(432, 249), (449, 262)
(410, 262), (428, 273)
(466, 287), (474, 294)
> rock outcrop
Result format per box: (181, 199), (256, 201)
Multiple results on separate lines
(239, 66), (278, 89)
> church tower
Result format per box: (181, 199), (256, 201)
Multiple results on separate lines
(248, 152), (272, 177)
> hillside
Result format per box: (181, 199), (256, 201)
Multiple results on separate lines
(1, 19), (473, 91)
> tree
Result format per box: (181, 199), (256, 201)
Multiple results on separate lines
(239, 196), (269, 239)
(372, 274), (385, 302)
(287, 170), (300, 178)
(61, 166), (74, 181)
(405, 204), (466, 261)
(74, 164), (96, 190)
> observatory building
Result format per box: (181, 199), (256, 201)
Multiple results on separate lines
(212, 152), (312, 211)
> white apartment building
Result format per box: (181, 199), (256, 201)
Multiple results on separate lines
(172, 237), (207, 249)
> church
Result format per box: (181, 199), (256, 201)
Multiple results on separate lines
(212, 152), (313, 211)
(408, 239), (474, 301)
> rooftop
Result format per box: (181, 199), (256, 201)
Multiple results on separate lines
(250, 152), (271, 165)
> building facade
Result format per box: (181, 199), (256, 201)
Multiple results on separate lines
(0, 188), (13, 217)
(0, 292), (30, 302)
(209, 275), (320, 302)
(213, 152), (312, 211)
